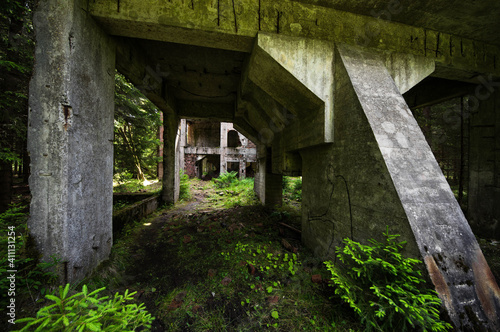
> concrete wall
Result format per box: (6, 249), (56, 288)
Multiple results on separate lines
(28, 0), (115, 282)
(186, 120), (220, 147)
(468, 89), (500, 239)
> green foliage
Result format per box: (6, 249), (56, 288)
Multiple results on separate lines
(0, 204), (59, 307)
(222, 242), (301, 290)
(15, 284), (154, 331)
(114, 72), (162, 181)
(282, 176), (302, 202)
(207, 176), (257, 208)
(179, 171), (191, 201)
(0, 1), (35, 171)
(113, 179), (145, 193)
(213, 171), (238, 188)
(324, 228), (452, 332)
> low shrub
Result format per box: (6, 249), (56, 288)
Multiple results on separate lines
(213, 171), (238, 188)
(324, 228), (452, 332)
(15, 284), (154, 331)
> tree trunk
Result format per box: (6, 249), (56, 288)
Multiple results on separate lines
(0, 161), (13, 213)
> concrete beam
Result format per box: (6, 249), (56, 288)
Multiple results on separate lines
(28, 0), (115, 282)
(337, 43), (500, 330)
(177, 100), (234, 122)
(384, 52), (435, 94)
(243, 33), (332, 151)
(115, 37), (178, 116)
(184, 147), (221, 155)
(90, 0), (500, 79)
(404, 77), (476, 110)
(233, 116), (260, 145)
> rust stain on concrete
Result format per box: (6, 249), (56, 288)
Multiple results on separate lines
(424, 254), (454, 316)
(472, 247), (500, 324)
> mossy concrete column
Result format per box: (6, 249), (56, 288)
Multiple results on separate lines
(28, 0), (115, 282)
(162, 112), (180, 205)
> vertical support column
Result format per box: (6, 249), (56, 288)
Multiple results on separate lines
(220, 122), (227, 174)
(28, 0), (115, 282)
(162, 112), (180, 204)
(468, 90), (500, 239)
(254, 147), (282, 207)
(157, 112), (164, 179)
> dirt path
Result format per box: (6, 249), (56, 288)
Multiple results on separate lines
(115, 180), (306, 330)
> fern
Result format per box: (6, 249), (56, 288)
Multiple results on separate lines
(324, 227), (452, 332)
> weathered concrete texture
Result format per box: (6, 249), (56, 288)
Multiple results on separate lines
(186, 120), (220, 148)
(113, 194), (160, 237)
(254, 147), (282, 207)
(468, 90), (500, 239)
(300, 45), (416, 260)
(336, 43), (500, 330)
(220, 122), (257, 178)
(245, 33), (332, 150)
(89, 0), (500, 81)
(162, 113), (181, 204)
(28, 0), (115, 282)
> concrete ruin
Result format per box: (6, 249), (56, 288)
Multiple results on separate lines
(180, 119), (257, 179)
(28, 0), (500, 329)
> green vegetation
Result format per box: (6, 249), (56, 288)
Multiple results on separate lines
(0, 0), (36, 211)
(83, 180), (348, 331)
(324, 228), (452, 332)
(213, 171), (239, 188)
(179, 171), (191, 201)
(15, 284), (154, 331)
(208, 175), (258, 208)
(114, 72), (162, 182)
(2, 178), (461, 331)
(283, 176), (302, 202)
(0, 204), (59, 309)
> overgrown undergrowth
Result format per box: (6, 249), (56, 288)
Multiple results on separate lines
(6, 177), (469, 331)
(82, 177), (360, 331)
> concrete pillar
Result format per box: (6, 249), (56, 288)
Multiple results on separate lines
(220, 122), (228, 174)
(468, 90), (500, 239)
(254, 147), (282, 207)
(28, 0), (115, 282)
(162, 113), (180, 204)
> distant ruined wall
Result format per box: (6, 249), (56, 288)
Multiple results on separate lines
(28, 0), (115, 282)
(184, 154), (197, 178)
(468, 89), (500, 239)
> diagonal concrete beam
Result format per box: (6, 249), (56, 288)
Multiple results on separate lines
(337, 43), (500, 331)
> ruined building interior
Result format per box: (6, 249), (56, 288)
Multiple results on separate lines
(181, 119), (257, 180)
(27, 0), (500, 329)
